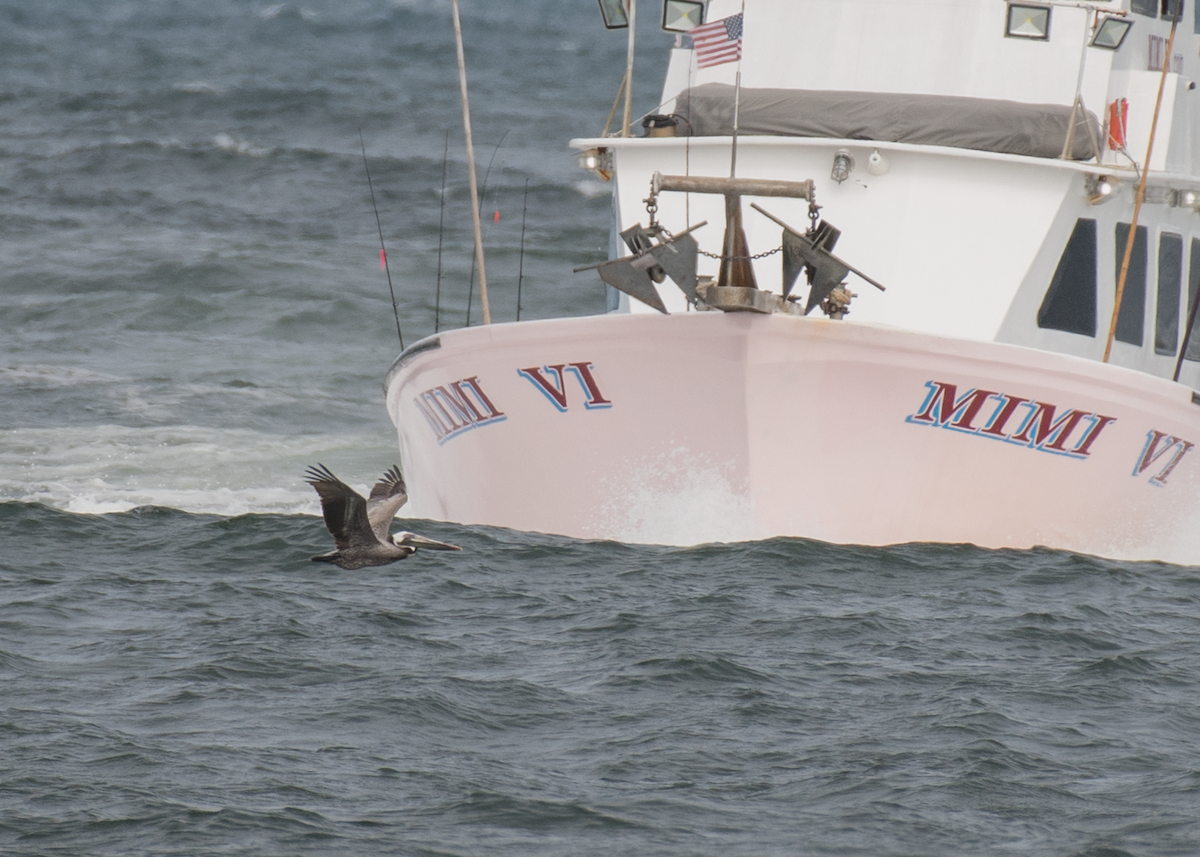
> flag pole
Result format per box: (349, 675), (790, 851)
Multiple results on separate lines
(728, 0), (746, 179)
(450, 0), (491, 325)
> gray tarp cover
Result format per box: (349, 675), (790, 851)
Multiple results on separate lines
(672, 84), (1100, 160)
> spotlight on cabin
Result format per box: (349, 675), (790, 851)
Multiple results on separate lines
(575, 147), (614, 181)
(1091, 16), (1132, 51)
(1005, 3), (1051, 40)
(831, 149), (855, 184)
(1143, 186), (1177, 205)
(662, 0), (705, 32)
(597, 0), (629, 29)
(1085, 174), (1117, 205)
(1177, 189), (1200, 210)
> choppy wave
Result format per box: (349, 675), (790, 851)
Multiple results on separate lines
(1, 502), (1199, 855)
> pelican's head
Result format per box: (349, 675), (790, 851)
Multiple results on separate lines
(391, 531), (462, 552)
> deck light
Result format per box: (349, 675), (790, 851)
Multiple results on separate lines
(1086, 174), (1117, 205)
(1005, 3), (1051, 40)
(597, 0), (629, 29)
(575, 147), (614, 181)
(662, 0), (705, 32)
(1177, 189), (1200, 209)
(1143, 186), (1177, 205)
(831, 149), (855, 184)
(1091, 16), (1132, 50)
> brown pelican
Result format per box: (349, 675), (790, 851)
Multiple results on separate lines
(304, 463), (461, 569)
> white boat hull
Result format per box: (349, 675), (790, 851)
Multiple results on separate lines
(385, 312), (1200, 562)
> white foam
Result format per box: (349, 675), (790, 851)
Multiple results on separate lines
(573, 180), (610, 199)
(0, 364), (121, 386)
(0, 425), (402, 518)
(593, 447), (761, 546)
(213, 133), (272, 158)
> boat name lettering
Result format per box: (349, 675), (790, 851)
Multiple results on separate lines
(906, 380), (1115, 459)
(1133, 430), (1194, 487)
(518, 362), (612, 412)
(414, 376), (506, 445)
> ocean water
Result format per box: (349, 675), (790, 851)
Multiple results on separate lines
(2, 2), (1199, 855)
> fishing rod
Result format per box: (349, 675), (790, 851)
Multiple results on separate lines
(517, 178), (529, 321)
(359, 130), (404, 350)
(435, 129), (450, 334)
(466, 129), (511, 327)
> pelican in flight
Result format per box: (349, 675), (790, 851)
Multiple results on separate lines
(304, 463), (460, 569)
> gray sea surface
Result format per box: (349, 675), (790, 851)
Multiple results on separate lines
(2, 2), (1200, 855)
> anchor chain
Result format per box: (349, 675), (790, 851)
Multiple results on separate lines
(698, 246), (782, 261)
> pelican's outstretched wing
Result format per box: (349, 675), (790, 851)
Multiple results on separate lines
(367, 464), (408, 542)
(305, 464), (377, 549)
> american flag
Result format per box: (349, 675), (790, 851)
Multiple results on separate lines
(690, 13), (743, 69)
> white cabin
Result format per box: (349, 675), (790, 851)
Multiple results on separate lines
(573, 0), (1200, 387)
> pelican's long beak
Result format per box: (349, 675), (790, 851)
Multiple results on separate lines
(399, 533), (462, 551)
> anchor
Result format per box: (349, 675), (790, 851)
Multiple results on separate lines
(573, 221), (707, 314)
(577, 170), (884, 317)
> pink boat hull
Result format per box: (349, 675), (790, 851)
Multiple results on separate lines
(385, 312), (1200, 562)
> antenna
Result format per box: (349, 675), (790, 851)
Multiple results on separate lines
(359, 130), (404, 349)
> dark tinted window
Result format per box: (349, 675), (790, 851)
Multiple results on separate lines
(1132, 0), (1157, 15)
(1115, 222), (1147, 346)
(1162, 0), (1184, 19)
(1156, 232), (1182, 355)
(1038, 219), (1096, 336)
(1186, 238), (1200, 360)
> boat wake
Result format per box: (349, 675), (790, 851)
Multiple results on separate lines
(0, 424), (396, 518)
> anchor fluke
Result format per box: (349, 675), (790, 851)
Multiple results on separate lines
(595, 255), (670, 314)
(752, 202), (884, 316)
(783, 228), (851, 315)
(574, 221), (707, 314)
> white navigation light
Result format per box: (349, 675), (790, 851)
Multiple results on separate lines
(831, 149), (855, 184)
(575, 147), (614, 181)
(1005, 3), (1050, 40)
(662, 0), (705, 32)
(1086, 174), (1117, 205)
(1091, 16), (1132, 51)
(1177, 189), (1200, 210)
(598, 0), (629, 29)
